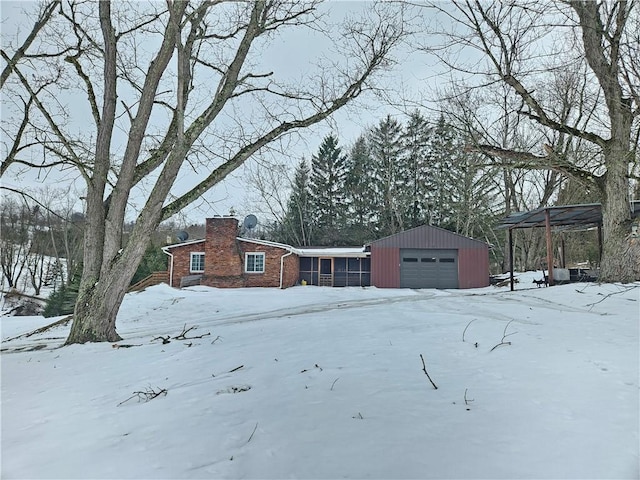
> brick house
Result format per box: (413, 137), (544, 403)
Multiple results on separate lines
(163, 217), (300, 288)
(163, 217), (489, 289)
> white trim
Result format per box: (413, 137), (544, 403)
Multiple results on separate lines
(164, 238), (206, 250)
(236, 236), (299, 253)
(236, 237), (369, 257)
(164, 249), (174, 287)
(279, 250), (293, 289)
(190, 252), (205, 273)
(244, 252), (265, 273)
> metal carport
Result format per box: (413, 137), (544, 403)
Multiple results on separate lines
(498, 202), (640, 290)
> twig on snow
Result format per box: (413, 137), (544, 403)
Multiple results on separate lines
(464, 388), (474, 406)
(174, 323), (210, 340)
(246, 422), (259, 443)
(420, 354), (438, 389)
(117, 386), (167, 406)
(586, 285), (638, 311)
(462, 319), (476, 342)
(490, 320), (517, 352)
(330, 377), (340, 391)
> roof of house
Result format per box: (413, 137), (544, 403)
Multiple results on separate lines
(162, 236), (368, 257)
(239, 238), (368, 257)
(368, 224), (489, 249)
(162, 238), (205, 251)
(294, 247), (368, 258)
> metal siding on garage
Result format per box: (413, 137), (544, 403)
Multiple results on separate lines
(400, 249), (459, 288)
(457, 248), (490, 288)
(370, 246), (400, 288)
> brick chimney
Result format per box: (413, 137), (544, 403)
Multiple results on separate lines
(205, 217), (242, 278)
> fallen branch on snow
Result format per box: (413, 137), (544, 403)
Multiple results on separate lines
(586, 285), (639, 311)
(174, 323), (211, 340)
(118, 387), (167, 406)
(3, 315), (72, 342)
(462, 319), (476, 342)
(490, 320), (517, 352)
(420, 354), (438, 390)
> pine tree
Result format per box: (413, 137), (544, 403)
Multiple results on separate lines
(401, 110), (432, 228)
(425, 115), (458, 228)
(309, 135), (348, 245)
(277, 159), (313, 246)
(343, 135), (377, 244)
(428, 116), (499, 240)
(368, 115), (406, 236)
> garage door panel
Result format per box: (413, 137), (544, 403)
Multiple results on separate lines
(400, 249), (458, 288)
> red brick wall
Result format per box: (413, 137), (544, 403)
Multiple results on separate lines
(167, 217), (300, 288)
(239, 243), (300, 288)
(166, 241), (206, 288)
(203, 217), (244, 286)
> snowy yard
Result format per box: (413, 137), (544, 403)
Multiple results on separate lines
(1, 274), (638, 479)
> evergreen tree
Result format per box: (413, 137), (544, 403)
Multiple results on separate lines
(43, 264), (81, 318)
(368, 115), (406, 236)
(401, 110), (432, 228)
(427, 116), (499, 240)
(130, 245), (168, 285)
(425, 115), (458, 228)
(343, 135), (377, 244)
(309, 135), (348, 245)
(277, 159), (313, 246)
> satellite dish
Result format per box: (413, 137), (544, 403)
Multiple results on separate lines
(176, 230), (189, 242)
(243, 214), (258, 230)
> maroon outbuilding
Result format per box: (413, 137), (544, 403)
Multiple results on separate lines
(369, 225), (490, 289)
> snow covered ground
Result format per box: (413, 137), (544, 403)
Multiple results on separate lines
(1, 273), (638, 479)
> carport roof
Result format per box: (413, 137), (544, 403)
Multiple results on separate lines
(499, 201), (640, 230)
(499, 203), (611, 230)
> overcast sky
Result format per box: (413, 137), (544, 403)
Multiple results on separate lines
(0, 1), (443, 227)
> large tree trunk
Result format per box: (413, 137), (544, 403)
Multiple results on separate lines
(599, 146), (637, 282)
(66, 228), (151, 344)
(67, 279), (125, 344)
(571, 1), (638, 282)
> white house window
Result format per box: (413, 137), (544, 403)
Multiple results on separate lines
(190, 252), (205, 273)
(245, 252), (265, 273)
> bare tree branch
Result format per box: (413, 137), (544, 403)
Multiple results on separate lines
(0, 0), (61, 88)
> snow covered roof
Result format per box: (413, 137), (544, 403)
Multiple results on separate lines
(162, 238), (205, 251)
(235, 237), (297, 251)
(161, 235), (368, 258)
(294, 247), (368, 258)
(237, 239), (368, 257)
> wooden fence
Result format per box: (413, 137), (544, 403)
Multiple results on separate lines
(128, 271), (170, 292)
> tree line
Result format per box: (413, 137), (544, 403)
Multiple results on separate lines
(0, 192), (200, 316)
(261, 111), (605, 273)
(271, 112), (498, 248)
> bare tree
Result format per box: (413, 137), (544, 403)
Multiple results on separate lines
(0, 199), (30, 289)
(419, 0), (640, 281)
(1, 1), (406, 343)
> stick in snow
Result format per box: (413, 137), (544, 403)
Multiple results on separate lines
(420, 354), (438, 389)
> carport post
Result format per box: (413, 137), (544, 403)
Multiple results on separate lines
(509, 227), (514, 291)
(597, 223), (603, 262)
(545, 208), (554, 286)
